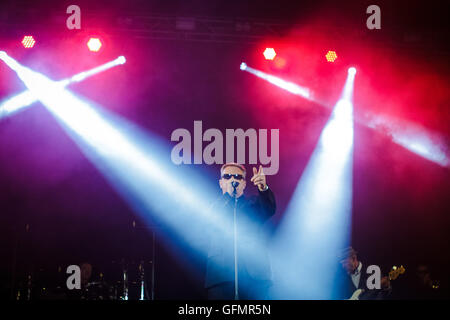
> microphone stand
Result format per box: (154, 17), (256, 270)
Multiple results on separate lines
(232, 184), (239, 300)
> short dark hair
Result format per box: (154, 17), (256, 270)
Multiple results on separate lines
(220, 162), (246, 177)
(339, 247), (358, 261)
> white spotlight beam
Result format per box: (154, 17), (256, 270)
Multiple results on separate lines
(269, 71), (355, 299)
(0, 54), (126, 118)
(0, 90), (37, 117)
(59, 56), (126, 86)
(1, 52), (272, 296)
(240, 62), (448, 167)
(240, 61), (312, 99)
(0, 53), (214, 221)
(363, 112), (449, 167)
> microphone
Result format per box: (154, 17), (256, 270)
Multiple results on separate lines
(231, 181), (239, 196)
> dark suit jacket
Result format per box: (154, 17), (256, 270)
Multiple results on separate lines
(338, 263), (392, 300)
(204, 188), (276, 288)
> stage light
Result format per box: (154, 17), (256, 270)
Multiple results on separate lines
(117, 56), (126, 64)
(348, 67), (356, 75)
(325, 50), (337, 62)
(21, 36), (36, 49)
(240, 62), (311, 99)
(263, 48), (276, 60)
(87, 38), (102, 52)
(270, 69), (355, 299)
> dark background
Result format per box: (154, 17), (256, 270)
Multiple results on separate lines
(0, 0), (449, 299)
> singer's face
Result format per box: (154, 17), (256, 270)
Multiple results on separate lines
(219, 166), (246, 198)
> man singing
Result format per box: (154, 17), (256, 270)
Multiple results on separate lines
(205, 163), (276, 300)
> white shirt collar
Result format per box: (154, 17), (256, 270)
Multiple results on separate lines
(351, 262), (363, 288)
(353, 261), (362, 275)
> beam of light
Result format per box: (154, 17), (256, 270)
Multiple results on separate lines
(363, 113), (449, 167)
(269, 70), (355, 299)
(240, 62), (311, 99)
(0, 90), (38, 117)
(2, 52), (273, 298)
(352, 60), (447, 167)
(59, 56), (126, 85)
(239, 61), (447, 167)
(0, 55), (126, 119)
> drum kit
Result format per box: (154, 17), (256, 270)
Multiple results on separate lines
(79, 259), (154, 300)
(10, 221), (158, 300)
(15, 259), (155, 300)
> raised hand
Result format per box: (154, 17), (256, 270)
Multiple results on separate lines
(250, 165), (267, 191)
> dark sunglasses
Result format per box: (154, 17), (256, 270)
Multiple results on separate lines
(221, 173), (244, 180)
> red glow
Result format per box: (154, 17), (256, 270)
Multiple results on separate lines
(274, 56), (287, 69)
(21, 36), (36, 48)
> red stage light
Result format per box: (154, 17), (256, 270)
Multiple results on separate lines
(21, 36), (36, 48)
(263, 48), (276, 60)
(325, 50), (337, 62)
(87, 38), (102, 52)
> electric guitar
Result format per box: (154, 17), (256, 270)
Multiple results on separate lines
(348, 265), (406, 300)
